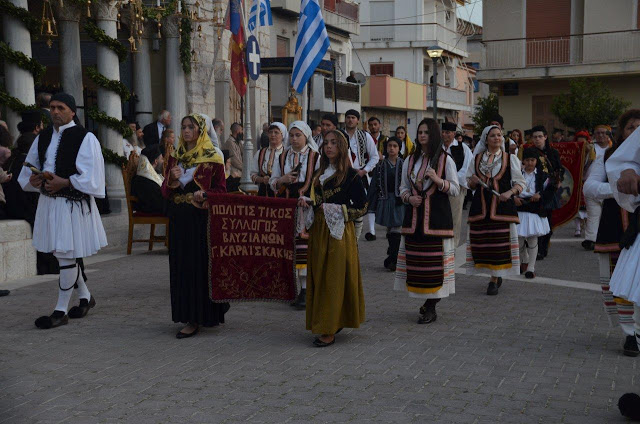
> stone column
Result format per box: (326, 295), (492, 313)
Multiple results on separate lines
(162, 16), (187, 134)
(94, 1), (126, 209)
(1, 0), (35, 141)
(133, 27), (154, 127)
(55, 4), (85, 124)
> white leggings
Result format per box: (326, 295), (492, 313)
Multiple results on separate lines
(54, 257), (91, 313)
(518, 236), (538, 273)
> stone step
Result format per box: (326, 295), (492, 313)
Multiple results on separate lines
(0, 220), (37, 284)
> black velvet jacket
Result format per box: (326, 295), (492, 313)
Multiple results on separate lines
(311, 167), (368, 222)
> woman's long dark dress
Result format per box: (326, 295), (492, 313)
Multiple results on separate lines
(164, 158), (229, 326)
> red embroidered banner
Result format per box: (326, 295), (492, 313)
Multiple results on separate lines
(551, 141), (586, 229)
(207, 194), (298, 302)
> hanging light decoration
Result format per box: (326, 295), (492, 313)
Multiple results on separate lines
(40, 0), (59, 48)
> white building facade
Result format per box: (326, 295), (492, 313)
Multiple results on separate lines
(351, 0), (473, 137)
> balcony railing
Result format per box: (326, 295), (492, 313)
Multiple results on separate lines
(324, 0), (358, 22)
(323, 78), (360, 102)
(484, 30), (640, 69)
(427, 84), (467, 106)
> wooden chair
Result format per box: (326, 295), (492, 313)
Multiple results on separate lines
(122, 151), (169, 254)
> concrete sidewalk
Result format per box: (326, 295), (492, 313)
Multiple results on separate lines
(0, 224), (634, 423)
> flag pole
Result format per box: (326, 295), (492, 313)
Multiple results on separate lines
(239, 0), (257, 192)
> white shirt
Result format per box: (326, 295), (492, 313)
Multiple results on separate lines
(157, 121), (165, 140)
(123, 139), (142, 159)
(583, 156), (613, 201)
(250, 145), (284, 181)
(466, 150), (526, 190)
(269, 145), (317, 192)
(177, 163), (197, 189)
(520, 169), (537, 198)
(399, 154), (460, 198)
(347, 129), (379, 172)
(444, 140), (473, 190)
(18, 121), (106, 198)
(606, 127), (640, 213)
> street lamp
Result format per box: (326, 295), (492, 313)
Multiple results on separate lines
(427, 45), (444, 120)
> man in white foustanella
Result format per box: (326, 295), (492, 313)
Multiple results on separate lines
(18, 93), (107, 329)
(441, 121), (473, 247)
(344, 109), (380, 239)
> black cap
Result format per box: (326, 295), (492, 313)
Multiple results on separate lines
(522, 147), (539, 160)
(441, 122), (457, 132)
(321, 113), (338, 127)
(345, 109), (360, 120)
(490, 114), (504, 127)
(141, 144), (162, 162)
(50, 93), (77, 113)
(524, 129), (532, 136)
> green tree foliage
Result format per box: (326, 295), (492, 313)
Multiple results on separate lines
(551, 78), (630, 131)
(471, 93), (499, 135)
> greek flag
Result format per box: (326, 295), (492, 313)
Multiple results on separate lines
(248, 0), (273, 33)
(292, 0), (330, 93)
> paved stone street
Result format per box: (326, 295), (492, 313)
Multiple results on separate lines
(0, 223), (637, 423)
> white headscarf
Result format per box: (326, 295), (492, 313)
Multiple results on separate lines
(288, 121), (319, 152)
(473, 124), (505, 157)
(269, 122), (289, 148)
(200, 113), (219, 148)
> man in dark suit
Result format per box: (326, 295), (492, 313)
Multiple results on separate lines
(143, 110), (171, 147)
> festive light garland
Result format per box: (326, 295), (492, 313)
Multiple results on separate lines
(86, 66), (131, 101)
(0, 0), (40, 35)
(84, 19), (128, 63)
(0, 0), (42, 116)
(179, 12), (192, 74)
(87, 107), (133, 138)
(0, 88), (37, 113)
(100, 145), (129, 168)
(0, 41), (46, 82)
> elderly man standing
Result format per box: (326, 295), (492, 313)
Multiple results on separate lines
(143, 110), (172, 147)
(442, 122), (472, 247)
(18, 93), (107, 329)
(223, 122), (244, 190)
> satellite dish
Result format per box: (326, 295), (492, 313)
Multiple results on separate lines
(354, 72), (366, 85)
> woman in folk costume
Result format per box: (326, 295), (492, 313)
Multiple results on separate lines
(585, 109), (640, 356)
(302, 129), (367, 347)
(18, 93), (107, 329)
(250, 122), (287, 197)
(367, 137), (406, 271)
(394, 125), (414, 158)
(162, 113), (229, 339)
(394, 118), (460, 324)
(515, 148), (553, 279)
(270, 121), (319, 310)
(465, 124), (526, 296)
(573, 130), (596, 238)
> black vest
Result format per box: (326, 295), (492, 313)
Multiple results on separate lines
(449, 143), (465, 171)
(401, 154), (453, 237)
(468, 153), (518, 222)
(594, 198), (626, 251)
(517, 171), (548, 217)
(37, 125), (90, 202)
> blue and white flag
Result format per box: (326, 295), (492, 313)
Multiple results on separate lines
(248, 0), (273, 33)
(292, 0), (330, 93)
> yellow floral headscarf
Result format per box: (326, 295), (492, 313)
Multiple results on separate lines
(173, 113), (223, 168)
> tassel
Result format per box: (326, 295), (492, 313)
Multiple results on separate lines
(87, 0), (91, 18)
